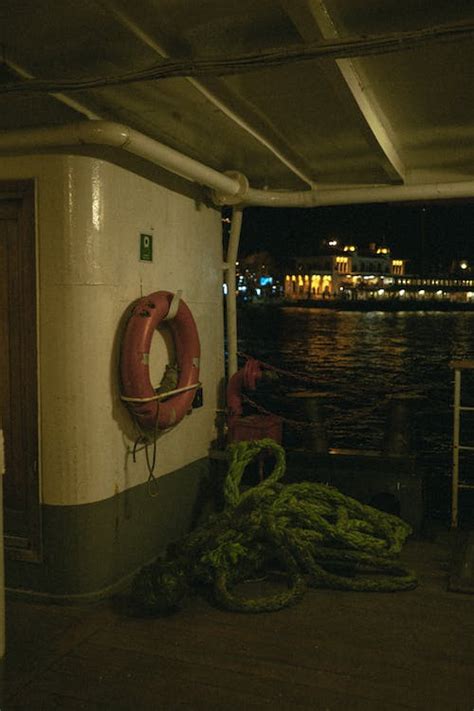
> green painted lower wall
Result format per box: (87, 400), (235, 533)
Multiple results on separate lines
(6, 458), (209, 601)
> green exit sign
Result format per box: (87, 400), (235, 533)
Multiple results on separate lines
(140, 233), (153, 261)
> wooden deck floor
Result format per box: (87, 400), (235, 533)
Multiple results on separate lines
(4, 534), (474, 710)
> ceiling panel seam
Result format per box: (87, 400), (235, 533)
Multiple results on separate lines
(96, 0), (316, 187)
(280, 0), (406, 184)
(3, 58), (103, 121)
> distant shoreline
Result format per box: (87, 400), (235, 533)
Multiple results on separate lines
(239, 299), (474, 312)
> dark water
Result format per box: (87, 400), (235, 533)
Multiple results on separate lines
(238, 306), (474, 456)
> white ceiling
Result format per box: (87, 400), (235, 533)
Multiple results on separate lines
(1, 0), (474, 194)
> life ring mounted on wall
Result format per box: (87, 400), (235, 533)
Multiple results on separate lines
(120, 291), (201, 431)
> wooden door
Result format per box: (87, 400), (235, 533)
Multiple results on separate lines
(0, 181), (40, 560)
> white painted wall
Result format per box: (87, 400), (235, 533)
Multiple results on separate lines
(0, 155), (224, 506)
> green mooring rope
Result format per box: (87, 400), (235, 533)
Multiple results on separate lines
(131, 439), (417, 614)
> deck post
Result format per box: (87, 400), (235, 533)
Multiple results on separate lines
(383, 392), (421, 456)
(287, 391), (329, 454)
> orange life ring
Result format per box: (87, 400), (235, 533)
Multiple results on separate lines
(120, 291), (200, 430)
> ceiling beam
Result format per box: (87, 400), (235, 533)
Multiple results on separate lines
(97, 0), (316, 187)
(3, 58), (102, 120)
(280, 0), (406, 184)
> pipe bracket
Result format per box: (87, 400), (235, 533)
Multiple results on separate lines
(211, 171), (249, 206)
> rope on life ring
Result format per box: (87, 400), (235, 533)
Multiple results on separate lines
(120, 290), (201, 431)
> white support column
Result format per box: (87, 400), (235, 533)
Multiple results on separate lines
(224, 208), (244, 379)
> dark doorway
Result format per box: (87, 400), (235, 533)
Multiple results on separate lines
(0, 180), (40, 560)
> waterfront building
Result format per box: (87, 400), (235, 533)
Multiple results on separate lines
(235, 252), (283, 301)
(285, 242), (474, 304)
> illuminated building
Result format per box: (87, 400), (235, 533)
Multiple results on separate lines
(284, 243), (474, 304)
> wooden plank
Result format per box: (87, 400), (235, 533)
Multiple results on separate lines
(5, 601), (115, 700)
(6, 689), (114, 710)
(74, 578), (474, 710)
(5, 538), (474, 710)
(12, 641), (413, 711)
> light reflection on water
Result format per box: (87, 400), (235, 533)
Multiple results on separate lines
(238, 307), (474, 453)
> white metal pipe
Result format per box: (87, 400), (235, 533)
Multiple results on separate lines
(0, 122), (128, 151)
(243, 181), (474, 207)
(224, 208), (243, 378)
(123, 127), (239, 195)
(3, 121), (474, 208)
(0, 121), (241, 197)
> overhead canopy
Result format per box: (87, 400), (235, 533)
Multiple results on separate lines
(1, 0), (474, 198)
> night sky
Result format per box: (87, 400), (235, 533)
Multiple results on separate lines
(238, 202), (474, 274)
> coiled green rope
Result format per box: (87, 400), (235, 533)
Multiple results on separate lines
(131, 439), (417, 614)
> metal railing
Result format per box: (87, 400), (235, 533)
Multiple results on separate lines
(449, 360), (474, 527)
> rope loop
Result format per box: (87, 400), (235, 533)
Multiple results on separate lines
(224, 438), (285, 507)
(131, 439), (417, 616)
